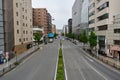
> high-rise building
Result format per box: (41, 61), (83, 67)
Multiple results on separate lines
(72, 0), (83, 34)
(33, 8), (49, 34)
(0, 0), (33, 54)
(47, 13), (52, 33)
(68, 18), (72, 34)
(72, 0), (89, 35)
(0, 0), (5, 51)
(88, 0), (120, 55)
(13, 0), (33, 53)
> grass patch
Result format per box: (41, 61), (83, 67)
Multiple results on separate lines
(56, 47), (64, 80)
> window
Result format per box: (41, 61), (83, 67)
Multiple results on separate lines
(97, 13), (109, 21)
(23, 30), (25, 34)
(17, 21), (19, 25)
(23, 15), (24, 19)
(24, 38), (25, 41)
(16, 12), (18, 16)
(97, 25), (108, 31)
(97, 2), (109, 12)
(114, 29), (120, 33)
(23, 23), (25, 26)
(114, 40), (120, 45)
(89, 11), (95, 17)
(19, 38), (21, 42)
(26, 24), (27, 27)
(89, 19), (95, 24)
(17, 30), (19, 34)
(16, 3), (18, 7)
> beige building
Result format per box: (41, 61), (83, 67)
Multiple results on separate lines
(13, 0), (33, 53)
(107, 14), (120, 59)
(89, 0), (120, 55)
(52, 24), (56, 34)
(33, 8), (48, 34)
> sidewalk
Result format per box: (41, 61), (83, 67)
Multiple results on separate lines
(76, 41), (120, 70)
(0, 44), (42, 71)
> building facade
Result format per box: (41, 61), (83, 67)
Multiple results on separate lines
(68, 18), (72, 34)
(33, 8), (48, 34)
(72, 0), (82, 34)
(0, 0), (5, 51)
(47, 13), (52, 33)
(52, 24), (56, 34)
(88, 0), (120, 55)
(72, 0), (89, 35)
(107, 14), (120, 59)
(13, 0), (33, 53)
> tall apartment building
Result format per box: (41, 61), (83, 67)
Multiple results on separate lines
(33, 8), (49, 34)
(68, 18), (72, 34)
(13, 0), (33, 53)
(47, 13), (52, 33)
(89, 0), (120, 55)
(0, 0), (33, 54)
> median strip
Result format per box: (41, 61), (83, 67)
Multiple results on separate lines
(56, 40), (65, 80)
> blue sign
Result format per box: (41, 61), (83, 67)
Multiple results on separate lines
(48, 33), (54, 38)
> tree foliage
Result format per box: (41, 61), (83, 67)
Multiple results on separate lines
(34, 32), (42, 44)
(89, 31), (97, 49)
(79, 30), (88, 44)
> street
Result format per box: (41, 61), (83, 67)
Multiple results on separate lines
(62, 40), (120, 80)
(0, 39), (59, 80)
(0, 38), (120, 80)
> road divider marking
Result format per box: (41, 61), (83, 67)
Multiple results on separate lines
(86, 57), (94, 62)
(82, 57), (108, 80)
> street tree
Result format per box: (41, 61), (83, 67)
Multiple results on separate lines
(79, 30), (88, 48)
(34, 32), (42, 44)
(89, 31), (97, 52)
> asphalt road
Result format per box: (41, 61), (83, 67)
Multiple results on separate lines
(62, 40), (120, 80)
(0, 39), (59, 80)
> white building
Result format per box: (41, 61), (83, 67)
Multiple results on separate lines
(89, 0), (120, 55)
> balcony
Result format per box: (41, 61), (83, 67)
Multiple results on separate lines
(96, 19), (109, 27)
(96, 0), (109, 9)
(96, 8), (109, 18)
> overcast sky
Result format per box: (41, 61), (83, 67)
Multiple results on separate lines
(32, 0), (75, 29)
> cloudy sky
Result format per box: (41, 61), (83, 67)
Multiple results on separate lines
(32, 0), (75, 29)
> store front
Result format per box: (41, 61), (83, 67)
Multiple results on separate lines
(110, 45), (120, 60)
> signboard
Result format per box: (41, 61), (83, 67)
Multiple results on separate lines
(48, 33), (54, 38)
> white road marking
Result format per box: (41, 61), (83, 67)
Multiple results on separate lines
(82, 57), (108, 80)
(86, 57), (94, 62)
(54, 47), (59, 80)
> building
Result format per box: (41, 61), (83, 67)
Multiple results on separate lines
(72, 0), (83, 34)
(0, 0), (5, 51)
(62, 25), (68, 35)
(52, 24), (56, 34)
(81, 0), (89, 36)
(0, 0), (33, 54)
(33, 8), (51, 34)
(13, 0), (33, 53)
(47, 13), (52, 33)
(106, 14), (120, 59)
(72, 0), (89, 35)
(88, 0), (120, 55)
(68, 18), (72, 34)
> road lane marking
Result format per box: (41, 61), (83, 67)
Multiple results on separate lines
(62, 45), (68, 80)
(82, 57), (108, 80)
(86, 57), (94, 62)
(54, 45), (59, 80)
